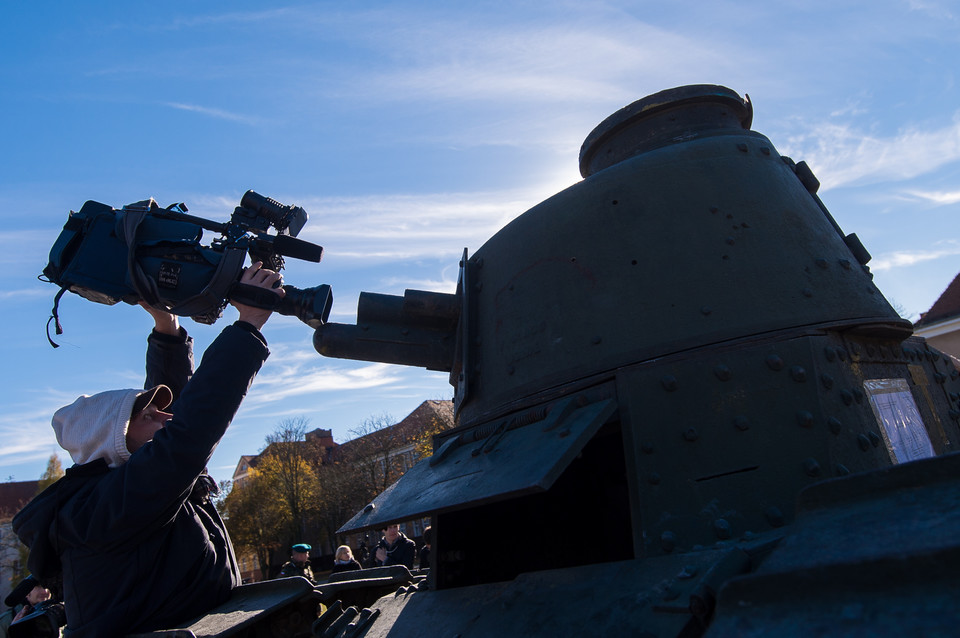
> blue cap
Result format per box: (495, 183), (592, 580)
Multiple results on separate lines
(292, 543), (311, 553)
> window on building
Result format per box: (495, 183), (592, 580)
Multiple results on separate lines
(863, 378), (935, 463)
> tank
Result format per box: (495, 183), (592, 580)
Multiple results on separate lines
(143, 85), (960, 637)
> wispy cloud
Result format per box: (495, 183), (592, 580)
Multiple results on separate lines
(163, 102), (259, 125)
(784, 114), (960, 190)
(870, 240), (960, 271)
(896, 189), (960, 206)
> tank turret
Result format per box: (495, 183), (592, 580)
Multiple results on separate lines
(309, 85), (960, 637)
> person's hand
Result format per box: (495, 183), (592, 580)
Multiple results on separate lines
(375, 547), (387, 563)
(138, 300), (180, 336)
(232, 262), (285, 330)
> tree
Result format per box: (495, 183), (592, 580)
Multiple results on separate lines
(37, 454), (64, 491)
(258, 417), (325, 546)
(219, 472), (285, 581)
(345, 412), (403, 506)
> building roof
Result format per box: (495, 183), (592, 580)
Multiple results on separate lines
(233, 400), (456, 477)
(915, 271), (960, 327)
(337, 400), (455, 455)
(0, 481), (39, 518)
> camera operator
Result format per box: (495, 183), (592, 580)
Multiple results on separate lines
(13, 262), (284, 637)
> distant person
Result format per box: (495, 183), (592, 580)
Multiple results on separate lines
(371, 524), (416, 570)
(419, 525), (432, 570)
(1, 577), (52, 637)
(330, 545), (362, 574)
(13, 263), (284, 637)
(278, 543), (315, 582)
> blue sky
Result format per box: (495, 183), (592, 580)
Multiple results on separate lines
(2, 1), (959, 483)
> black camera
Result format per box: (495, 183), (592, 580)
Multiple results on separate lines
(8, 600), (67, 638)
(42, 191), (332, 338)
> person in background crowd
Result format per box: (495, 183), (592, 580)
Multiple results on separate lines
(419, 525), (432, 570)
(371, 524), (416, 570)
(278, 543), (315, 582)
(330, 546), (362, 574)
(1, 577), (53, 638)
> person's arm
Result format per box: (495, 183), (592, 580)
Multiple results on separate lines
(96, 264), (283, 529)
(140, 302), (194, 400)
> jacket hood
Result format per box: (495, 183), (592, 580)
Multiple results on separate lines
(53, 389), (143, 468)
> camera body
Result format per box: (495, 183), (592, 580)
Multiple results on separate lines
(43, 191), (331, 328)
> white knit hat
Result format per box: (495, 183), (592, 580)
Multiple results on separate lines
(52, 385), (172, 468)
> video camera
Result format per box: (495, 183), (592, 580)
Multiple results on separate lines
(42, 191), (332, 343)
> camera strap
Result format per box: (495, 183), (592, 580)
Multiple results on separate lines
(45, 288), (68, 348)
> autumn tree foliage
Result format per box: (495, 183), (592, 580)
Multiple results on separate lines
(219, 403), (454, 576)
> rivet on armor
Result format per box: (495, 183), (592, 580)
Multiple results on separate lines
(661, 531), (677, 553)
(764, 506), (785, 528)
(760, 147), (771, 155)
(677, 565), (699, 580)
(837, 348), (847, 361)
(701, 306), (712, 316)
(836, 464), (851, 476)
(648, 472), (662, 485)
(932, 351), (941, 361)
(866, 345), (875, 357)
(840, 389), (853, 405)
(951, 369), (959, 380)
(683, 428), (699, 442)
(949, 392), (959, 402)
(820, 374), (834, 390)
(828, 417), (842, 435)
(766, 354), (784, 371)
(713, 519), (732, 540)
(824, 346), (836, 362)
(714, 364), (731, 381)
(802, 288), (813, 298)
(796, 411), (815, 428)
(857, 434), (871, 451)
(733, 415), (750, 431)
(949, 409), (960, 420)
(661, 375), (679, 392)
(507, 365), (515, 375)
(592, 335), (602, 345)
(709, 207), (719, 214)
(853, 389), (864, 404)
(815, 258), (828, 269)
(803, 458), (822, 477)
(934, 372), (946, 384)
(726, 236), (736, 245)
(867, 431), (881, 447)
(790, 366), (807, 382)
(737, 143), (748, 152)
(839, 258), (852, 270)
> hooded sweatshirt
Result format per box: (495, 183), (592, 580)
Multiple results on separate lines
(14, 322), (268, 637)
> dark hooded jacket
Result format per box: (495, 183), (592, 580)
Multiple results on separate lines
(13, 321), (269, 637)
